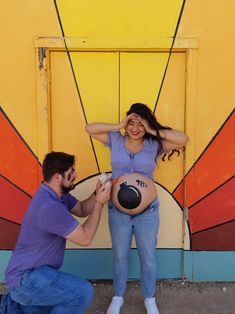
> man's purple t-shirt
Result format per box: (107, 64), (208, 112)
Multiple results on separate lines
(5, 183), (79, 288)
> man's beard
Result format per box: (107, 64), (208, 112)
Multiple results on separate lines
(60, 182), (75, 194)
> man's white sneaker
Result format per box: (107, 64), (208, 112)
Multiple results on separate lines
(144, 297), (160, 314)
(106, 296), (124, 314)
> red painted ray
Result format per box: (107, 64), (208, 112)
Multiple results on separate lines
(173, 111), (235, 208)
(189, 177), (235, 234)
(0, 109), (42, 196)
(191, 219), (235, 251)
(0, 219), (20, 249)
(0, 176), (31, 224)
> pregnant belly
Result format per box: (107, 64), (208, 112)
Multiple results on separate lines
(111, 173), (158, 215)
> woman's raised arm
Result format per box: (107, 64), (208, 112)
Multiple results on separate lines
(159, 129), (189, 153)
(85, 114), (136, 145)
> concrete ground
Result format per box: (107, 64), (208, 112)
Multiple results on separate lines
(1, 280), (235, 314)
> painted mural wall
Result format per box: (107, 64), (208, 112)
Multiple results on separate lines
(0, 0), (234, 281)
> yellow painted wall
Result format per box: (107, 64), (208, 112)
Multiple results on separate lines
(178, 0), (235, 163)
(0, 0), (234, 255)
(0, 1), (61, 155)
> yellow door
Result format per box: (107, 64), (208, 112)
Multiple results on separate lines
(49, 49), (187, 257)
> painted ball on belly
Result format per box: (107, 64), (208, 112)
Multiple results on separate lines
(117, 182), (142, 209)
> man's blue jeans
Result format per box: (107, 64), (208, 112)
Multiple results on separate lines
(1, 266), (93, 313)
(108, 199), (160, 299)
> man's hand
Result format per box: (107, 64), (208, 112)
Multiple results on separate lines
(67, 181), (111, 247)
(95, 178), (101, 195)
(95, 182), (111, 205)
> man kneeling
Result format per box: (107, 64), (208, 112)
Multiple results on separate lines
(1, 152), (111, 314)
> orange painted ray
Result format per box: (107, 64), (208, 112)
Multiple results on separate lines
(191, 218), (235, 251)
(189, 177), (235, 234)
(0, 108), (42, 196)
(0, 219), (20, 249)
(0, 175), (31, 224)
(173, 110), (235, 208)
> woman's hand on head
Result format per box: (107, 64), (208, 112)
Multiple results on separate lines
(138, 117), (156, 136)
(119, 113), (136, 129)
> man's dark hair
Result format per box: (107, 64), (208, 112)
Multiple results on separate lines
(42, 152), (75, 182)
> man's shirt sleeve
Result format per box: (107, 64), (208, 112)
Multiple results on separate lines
(38, 202), (79, 237)
(61, 193), (78, 211)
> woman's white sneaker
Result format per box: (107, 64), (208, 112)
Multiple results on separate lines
(106, 296), (124, 314)
(144, 297), (160, 314)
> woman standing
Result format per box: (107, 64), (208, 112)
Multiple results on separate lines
(85, 103), (188, 314)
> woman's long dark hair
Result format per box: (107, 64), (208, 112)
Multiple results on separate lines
(127, 103), (180, 160)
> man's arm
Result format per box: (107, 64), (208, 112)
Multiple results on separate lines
(70, 180), (101, 217)
(70, 194), (96, 217)
(66, 201), (103, 247)
(66, 184), (111, 246)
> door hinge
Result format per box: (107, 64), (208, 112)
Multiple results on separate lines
(38, 47), (46, 70)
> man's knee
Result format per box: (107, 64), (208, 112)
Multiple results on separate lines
(81, 280), (94, 307)
(70, 279), (93, 311)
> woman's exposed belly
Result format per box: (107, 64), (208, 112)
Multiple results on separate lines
(111, 173), (158, 215)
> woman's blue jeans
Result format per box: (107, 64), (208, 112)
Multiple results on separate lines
(108, 199), (160, 299)
(1, 266), (93, 314)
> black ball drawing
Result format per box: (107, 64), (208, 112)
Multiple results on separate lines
(117, 182), (142, 209)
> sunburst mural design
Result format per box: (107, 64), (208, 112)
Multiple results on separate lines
(0, 107), (42, 249)
(0, 1), (235, 253)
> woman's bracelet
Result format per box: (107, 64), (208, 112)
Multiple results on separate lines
(95, 199), (103, 206)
